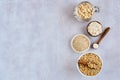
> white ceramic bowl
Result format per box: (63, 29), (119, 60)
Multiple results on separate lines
(77, 52), (103, 77)
(71, 34), (90, 53)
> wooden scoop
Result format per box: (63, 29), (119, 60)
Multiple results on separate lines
(93, 27), (110, 49)
(78, 60), (97, 69)
(78, 60), (88, 65)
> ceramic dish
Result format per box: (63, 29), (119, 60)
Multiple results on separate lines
(71, 34), (90, 53)
(77, 52), (103, 77)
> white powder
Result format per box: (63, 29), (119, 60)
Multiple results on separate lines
(88, 21), (102, 36)
(93, 43), (99, 49)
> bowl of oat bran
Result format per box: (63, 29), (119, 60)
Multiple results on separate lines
(71, 34), (90, 53)
(77, 52), (102, 76)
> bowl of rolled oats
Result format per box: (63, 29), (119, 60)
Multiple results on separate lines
(71, 34), (90, 53)
(77, 52), (102, 76)
(73, 1), (99, 21)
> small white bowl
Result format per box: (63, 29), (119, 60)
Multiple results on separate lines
(71, 34), (90, 53)
(77, 52), (103, 77)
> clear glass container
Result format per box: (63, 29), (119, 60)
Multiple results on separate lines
(73, 1), (99, 22)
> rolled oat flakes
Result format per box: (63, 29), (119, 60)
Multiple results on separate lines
(78, 53), (102, 76)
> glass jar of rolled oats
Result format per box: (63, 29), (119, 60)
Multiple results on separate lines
(73, 1), (99, 21)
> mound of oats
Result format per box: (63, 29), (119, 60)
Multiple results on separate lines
(77, 2), (94, 20)
(78, 53), (102, 76)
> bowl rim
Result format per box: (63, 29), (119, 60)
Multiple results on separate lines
(76, 52), (103, 77)
(86, 21), (103, 37)
(71, 34), (91, 53)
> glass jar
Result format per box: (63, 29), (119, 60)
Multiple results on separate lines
(73, 1), (99, 21)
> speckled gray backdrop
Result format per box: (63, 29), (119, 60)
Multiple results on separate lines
(0, 0), (120, 80)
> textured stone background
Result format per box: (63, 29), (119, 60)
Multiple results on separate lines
(0, 0), (120, 80)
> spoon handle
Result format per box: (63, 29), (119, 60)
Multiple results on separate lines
(78, 60), (87, 65)
(78, 60), (97, 69)
(97, 27), (110, 44)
